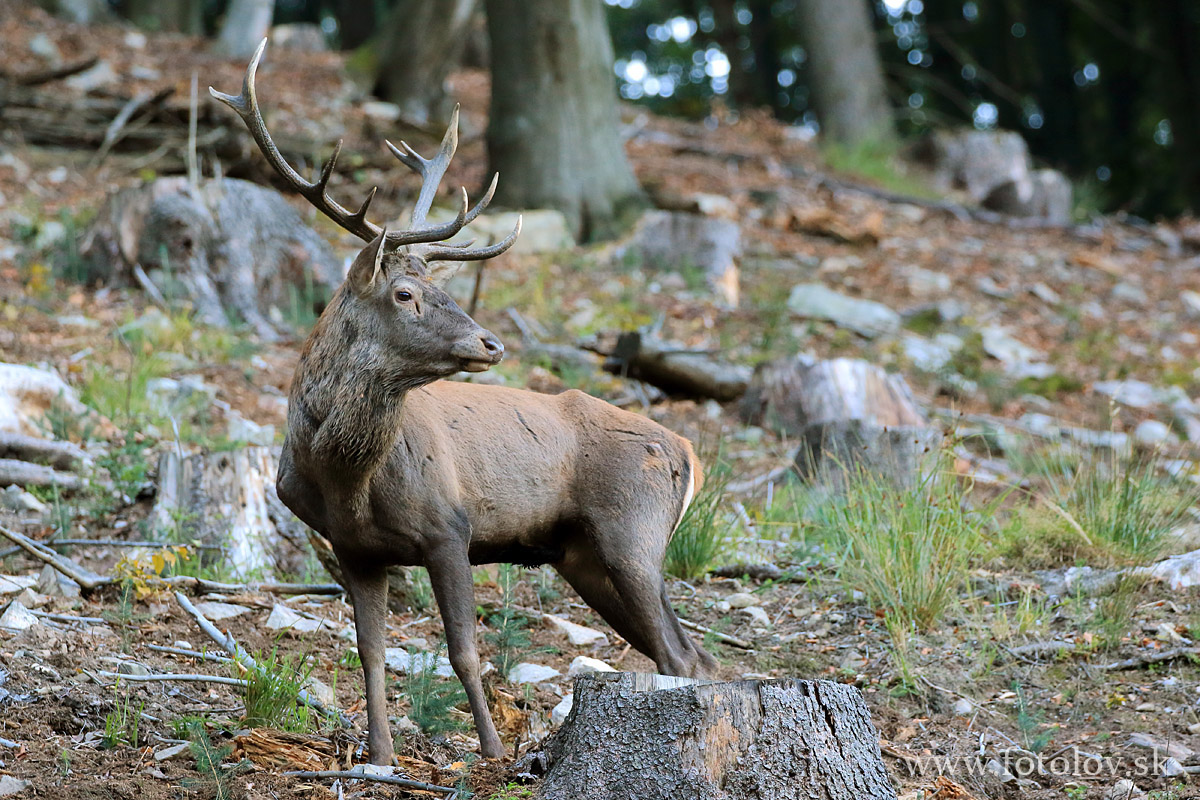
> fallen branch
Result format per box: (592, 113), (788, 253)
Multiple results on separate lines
(0, 523), (112, 591)
(29, 610), (106, 625)
(1099, 647), (1200, 671)
(603, 330), (751, 402)
(0, 55), (99, 87)
(282, 770), (457, 794)
(165, 576), (343, 595)
(95, 671), (247, 687)
(709, 563), (785, 582)
(0, 432), (86, 470)
(146, 644), (234, 663)
(677, 618), (754, 650)
(0, 458), (84, 490)
(174, 591), (348, 724)
(52, 539), (223, 551)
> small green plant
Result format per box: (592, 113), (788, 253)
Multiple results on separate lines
(338, 648), (362, 669)
(57, 747), (71, 776)
(664, 466), (732, 580)
(1090, 575), (1145, 650)
(400, 647), (466, 738)
(485, 564), (538, 676)
(1064, 785), (1087, 800)
(102, 581), (153, 654)
(102, 684), (143, 749)
(180, 718), (245, 800)
(239, 648), (315, 732)
(488, 783), (536, 800)
(1013, 681), (1055, 753)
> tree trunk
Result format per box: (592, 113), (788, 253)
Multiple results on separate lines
(373, 0), (477, 124)
(538, 672), (897, 800)
(333, 0), (375, 49)
(215, 0), (276, 59)
(740, 357), (940, 489)
(795, 0), (894, 146)
(122, 0), (204, 34)
(484, 0), (643, 241)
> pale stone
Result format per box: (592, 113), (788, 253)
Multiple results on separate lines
(567, 656), (617, 678)
(384, 649), (455, 678)
(544, 614), (609, 647)
(0, 776), (30, 796)
(192, 601), (252, 621)
(786, 283), (900, 338)
(154, 742), (190, 761)
(0, 600), (39, 631)
(741, 606), (772, 627)
(0, 575), (37, 595)
(726, 592), (757, 609)
(551, 693), (574, 725)
(507, 662), (561, 684)
(265, 603), (322, 634)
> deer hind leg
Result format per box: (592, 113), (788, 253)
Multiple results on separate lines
(556, 533), (709, 678)
(340, 559), (395, 766)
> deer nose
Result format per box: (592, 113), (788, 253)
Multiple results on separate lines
(480, 334), (504, 358)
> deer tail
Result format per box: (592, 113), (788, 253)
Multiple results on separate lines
(670, 443), (703, 540)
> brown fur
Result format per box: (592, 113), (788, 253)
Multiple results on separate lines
(276, 232), (716, 764)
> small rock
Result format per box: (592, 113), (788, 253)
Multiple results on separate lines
(1112, 281), (1149, 306)
(567, 656), (617, 678)
(741, 606), (772, 627)
(192, 601), (252, 621)
(544, 615), (609, 647)
(714, 600), (731, 613)
(1181, 290), (1200, 318)
(99, 657), (152, 677)
(226, 413), (275, 446)
(726, 592), (758, 609)
(124, 30), (148, 49)
(550, 694), (574, 725)
(507, 662), (561, 684)
(986, 759), (1017, 783)
(786, 283), (901, 338)
(37, 564), (80, 599)
(265, 603), (322, 634)
(64, 59), (117, 92)
(1105, 779), (1147, 800)
(1126, 731), (1193, 761)
(1134, 419), (1177, 447)
(953, 697), (974, 716)
(1030, 282), (1061, 304)
(13, 589), (45, 609)
(394, 715), (419, 735)
(980, 326), (1045, 373)
(1092, 379), (1160, 409)
(0, 601), (39, 631)
(1161, 757), (1184, 778)
(384, 649), (455, 678)
(304, 676), (336, 708)
(1, 486), (48, 514)
(28, 33), (61, 61)
(154, 742), (190, 762)
(119, 308), (174, 340)
(362, 100), (402, 122)
(902, 265), (951, 296)
(0, 776), (30, 796)
(0, 576), (37, 595)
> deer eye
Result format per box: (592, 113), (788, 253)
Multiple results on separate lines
(394, 289), (413, 304)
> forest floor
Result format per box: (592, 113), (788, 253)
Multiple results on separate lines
(2, 4), (1200, 800)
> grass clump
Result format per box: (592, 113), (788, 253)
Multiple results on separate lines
(815, 458), (994, 635)
(102, 684), (143, 749)
(996, 450), (1197, 568)
(664, 466), (732, 580)
(239, 648), (315, 732)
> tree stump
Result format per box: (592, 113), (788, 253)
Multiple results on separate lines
(740, 357), (941, 488)
(537, 673), (896, 800)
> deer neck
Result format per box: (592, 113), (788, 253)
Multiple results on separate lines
(289, 301), (418, 482)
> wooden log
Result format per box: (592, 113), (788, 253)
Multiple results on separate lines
(741, 357), (941, 488)
(603, 331), (752, 402)
(0, 458), (83, 490)
(538, 673), (896, 800)
(0, 432), (87, 470)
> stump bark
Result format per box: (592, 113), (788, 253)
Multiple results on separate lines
(741, 357), (941, 488)
(538, 673), (896, 800)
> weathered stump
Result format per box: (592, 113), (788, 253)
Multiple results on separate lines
(153, 447), (419, 608)
(741, 357), (941, 488)
(537, 673), (896, 800)
(603, 331), (752, 402)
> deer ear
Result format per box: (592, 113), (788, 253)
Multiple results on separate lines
(426, 259), (464, 288)
(347, 228), (389, 294)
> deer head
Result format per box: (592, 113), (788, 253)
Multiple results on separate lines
(210, 39), (517, 383)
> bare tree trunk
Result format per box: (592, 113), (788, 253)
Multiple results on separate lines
(796, 0), (894, 146)
(216, 0), (276, 59)
(484, 0), (644, 241)
(333, 0), (376, 49)
(373, 0), (478, 124)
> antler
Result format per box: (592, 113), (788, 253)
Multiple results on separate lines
(211, 39), (520, 261)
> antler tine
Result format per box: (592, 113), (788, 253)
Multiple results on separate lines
(384, 105), (460, 228)
(424, 215), (522, 263)
(210, 38), (381, 243)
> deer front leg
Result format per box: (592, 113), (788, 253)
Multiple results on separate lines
(424, 537), (505, 759)
(342, 562), (394, 765)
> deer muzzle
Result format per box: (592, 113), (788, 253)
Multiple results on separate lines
(451, 331), (505, 372)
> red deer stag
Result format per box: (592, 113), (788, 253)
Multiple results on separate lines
(211, 40), (717, 764)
